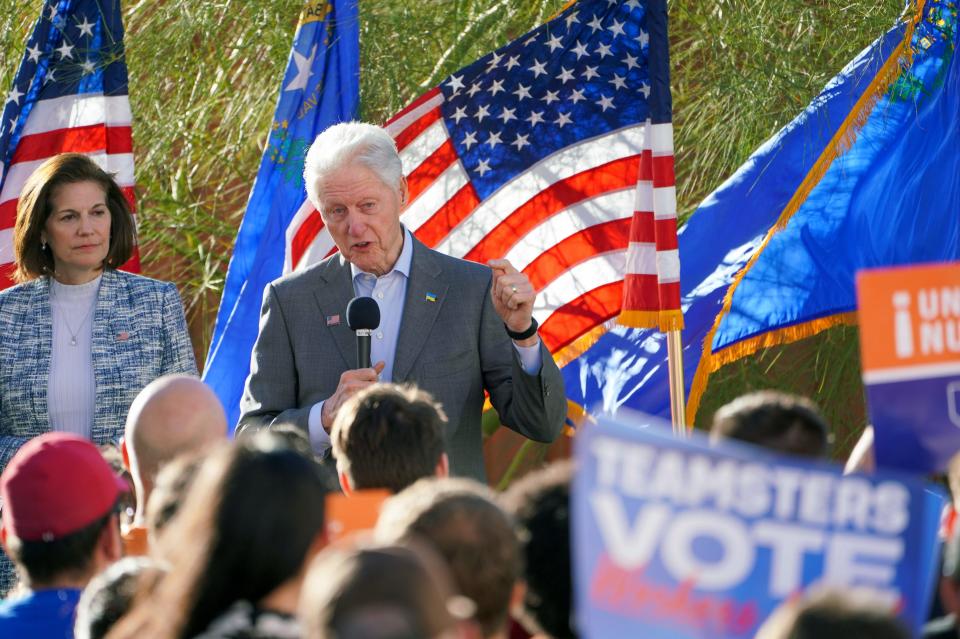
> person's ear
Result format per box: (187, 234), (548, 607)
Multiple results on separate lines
(399, 177), (409, 208)
(101, 514), (123, 563)
(0, 525), (8, 554)
(338, 470), (353, 496)
(435, 453), (449, 478)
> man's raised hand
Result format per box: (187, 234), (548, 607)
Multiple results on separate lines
(488, 258), (538, 347)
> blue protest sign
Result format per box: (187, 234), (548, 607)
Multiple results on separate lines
(857, 263), (960, 472)
(573, 414), (945, 638)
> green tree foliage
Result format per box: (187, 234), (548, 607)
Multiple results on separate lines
(0, 1), (908, 453)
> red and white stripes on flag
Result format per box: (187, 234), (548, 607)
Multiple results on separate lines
(620, 121), (683, 332)
(0, 94), (139, 283)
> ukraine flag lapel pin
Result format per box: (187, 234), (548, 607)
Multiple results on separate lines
(425, 292), (437, 303)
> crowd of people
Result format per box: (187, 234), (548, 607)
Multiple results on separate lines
(1, 377), (941, 639)
(0, 125), (951, 638)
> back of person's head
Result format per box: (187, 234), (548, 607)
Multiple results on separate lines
(332, 383), (448, 494)
(75, 557), (165, 639)
(123, 375), (227, 504)
(299, 540), (467, 639)
(755, 588), (909, 639)
(118, 433), (327, 639)
(0, 432), (126, 589)
(710, 391), (830, 458)
(502, 461), (576, 639)
(376, 478), (519, 637)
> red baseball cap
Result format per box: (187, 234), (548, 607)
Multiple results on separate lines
(0, 432), (128, 542)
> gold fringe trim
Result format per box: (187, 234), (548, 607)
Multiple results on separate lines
(659, 310), (685, 333)
(712, 313), (857, 372)
(617, 310), (661, 329)
(553, 323), (612, 368)
(686, 313), (857, 425)
(686, 1), (925, 426)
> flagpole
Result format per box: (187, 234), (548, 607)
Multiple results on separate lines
(666, 329), (687, 436)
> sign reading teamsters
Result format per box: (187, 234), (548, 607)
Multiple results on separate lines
(573, 412), (944, 638)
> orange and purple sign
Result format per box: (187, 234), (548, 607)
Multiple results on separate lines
(857, 262), (960, 472)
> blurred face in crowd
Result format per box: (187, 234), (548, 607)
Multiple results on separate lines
(317, 162), (405, 277)
(42, 180), (112, 284)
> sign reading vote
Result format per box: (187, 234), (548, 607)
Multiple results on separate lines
(573, 415), (944, 639)
(857, 262), (960, 472)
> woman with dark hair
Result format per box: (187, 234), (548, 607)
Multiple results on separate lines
(0, 153), (196, 475)
(111, 433), (328, 639)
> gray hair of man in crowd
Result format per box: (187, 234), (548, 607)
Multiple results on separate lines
(302, 122), (405, 208)
(122, 374), (227, 522)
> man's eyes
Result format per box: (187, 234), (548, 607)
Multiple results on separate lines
(325, 202), (376, 216)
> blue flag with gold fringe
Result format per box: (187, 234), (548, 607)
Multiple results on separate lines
(204, 0), (359, 428)
(564, 0), (960, 424)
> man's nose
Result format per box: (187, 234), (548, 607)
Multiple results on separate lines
(346, 211), (366, 236)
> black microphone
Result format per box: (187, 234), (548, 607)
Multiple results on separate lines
(346, 296), (380, 369)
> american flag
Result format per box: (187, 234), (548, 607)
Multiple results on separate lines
(285, 0), (680, 364)
(0, 0), (139, 287)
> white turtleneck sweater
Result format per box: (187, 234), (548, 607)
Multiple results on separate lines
(47, 275), (101, 438)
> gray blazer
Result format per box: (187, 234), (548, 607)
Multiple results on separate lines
(238, 238), (566, 481)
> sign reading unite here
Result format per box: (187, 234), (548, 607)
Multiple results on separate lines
(857, 262), (960, 472)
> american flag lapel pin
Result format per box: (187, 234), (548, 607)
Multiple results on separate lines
(326, 314), (341, 326)
(116, 331), (129, 341)
(425, 292), (437, 303)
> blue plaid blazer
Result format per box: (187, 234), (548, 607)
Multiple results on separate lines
(0, 269), (197, 474)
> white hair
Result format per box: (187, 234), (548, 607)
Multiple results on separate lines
(303, 121), (404, 208)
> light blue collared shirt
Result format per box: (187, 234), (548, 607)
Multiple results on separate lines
(349, 227), (415, 384)
(308, 228), (541, 454)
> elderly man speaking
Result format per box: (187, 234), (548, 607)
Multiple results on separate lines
(238, 122), (565, 481)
